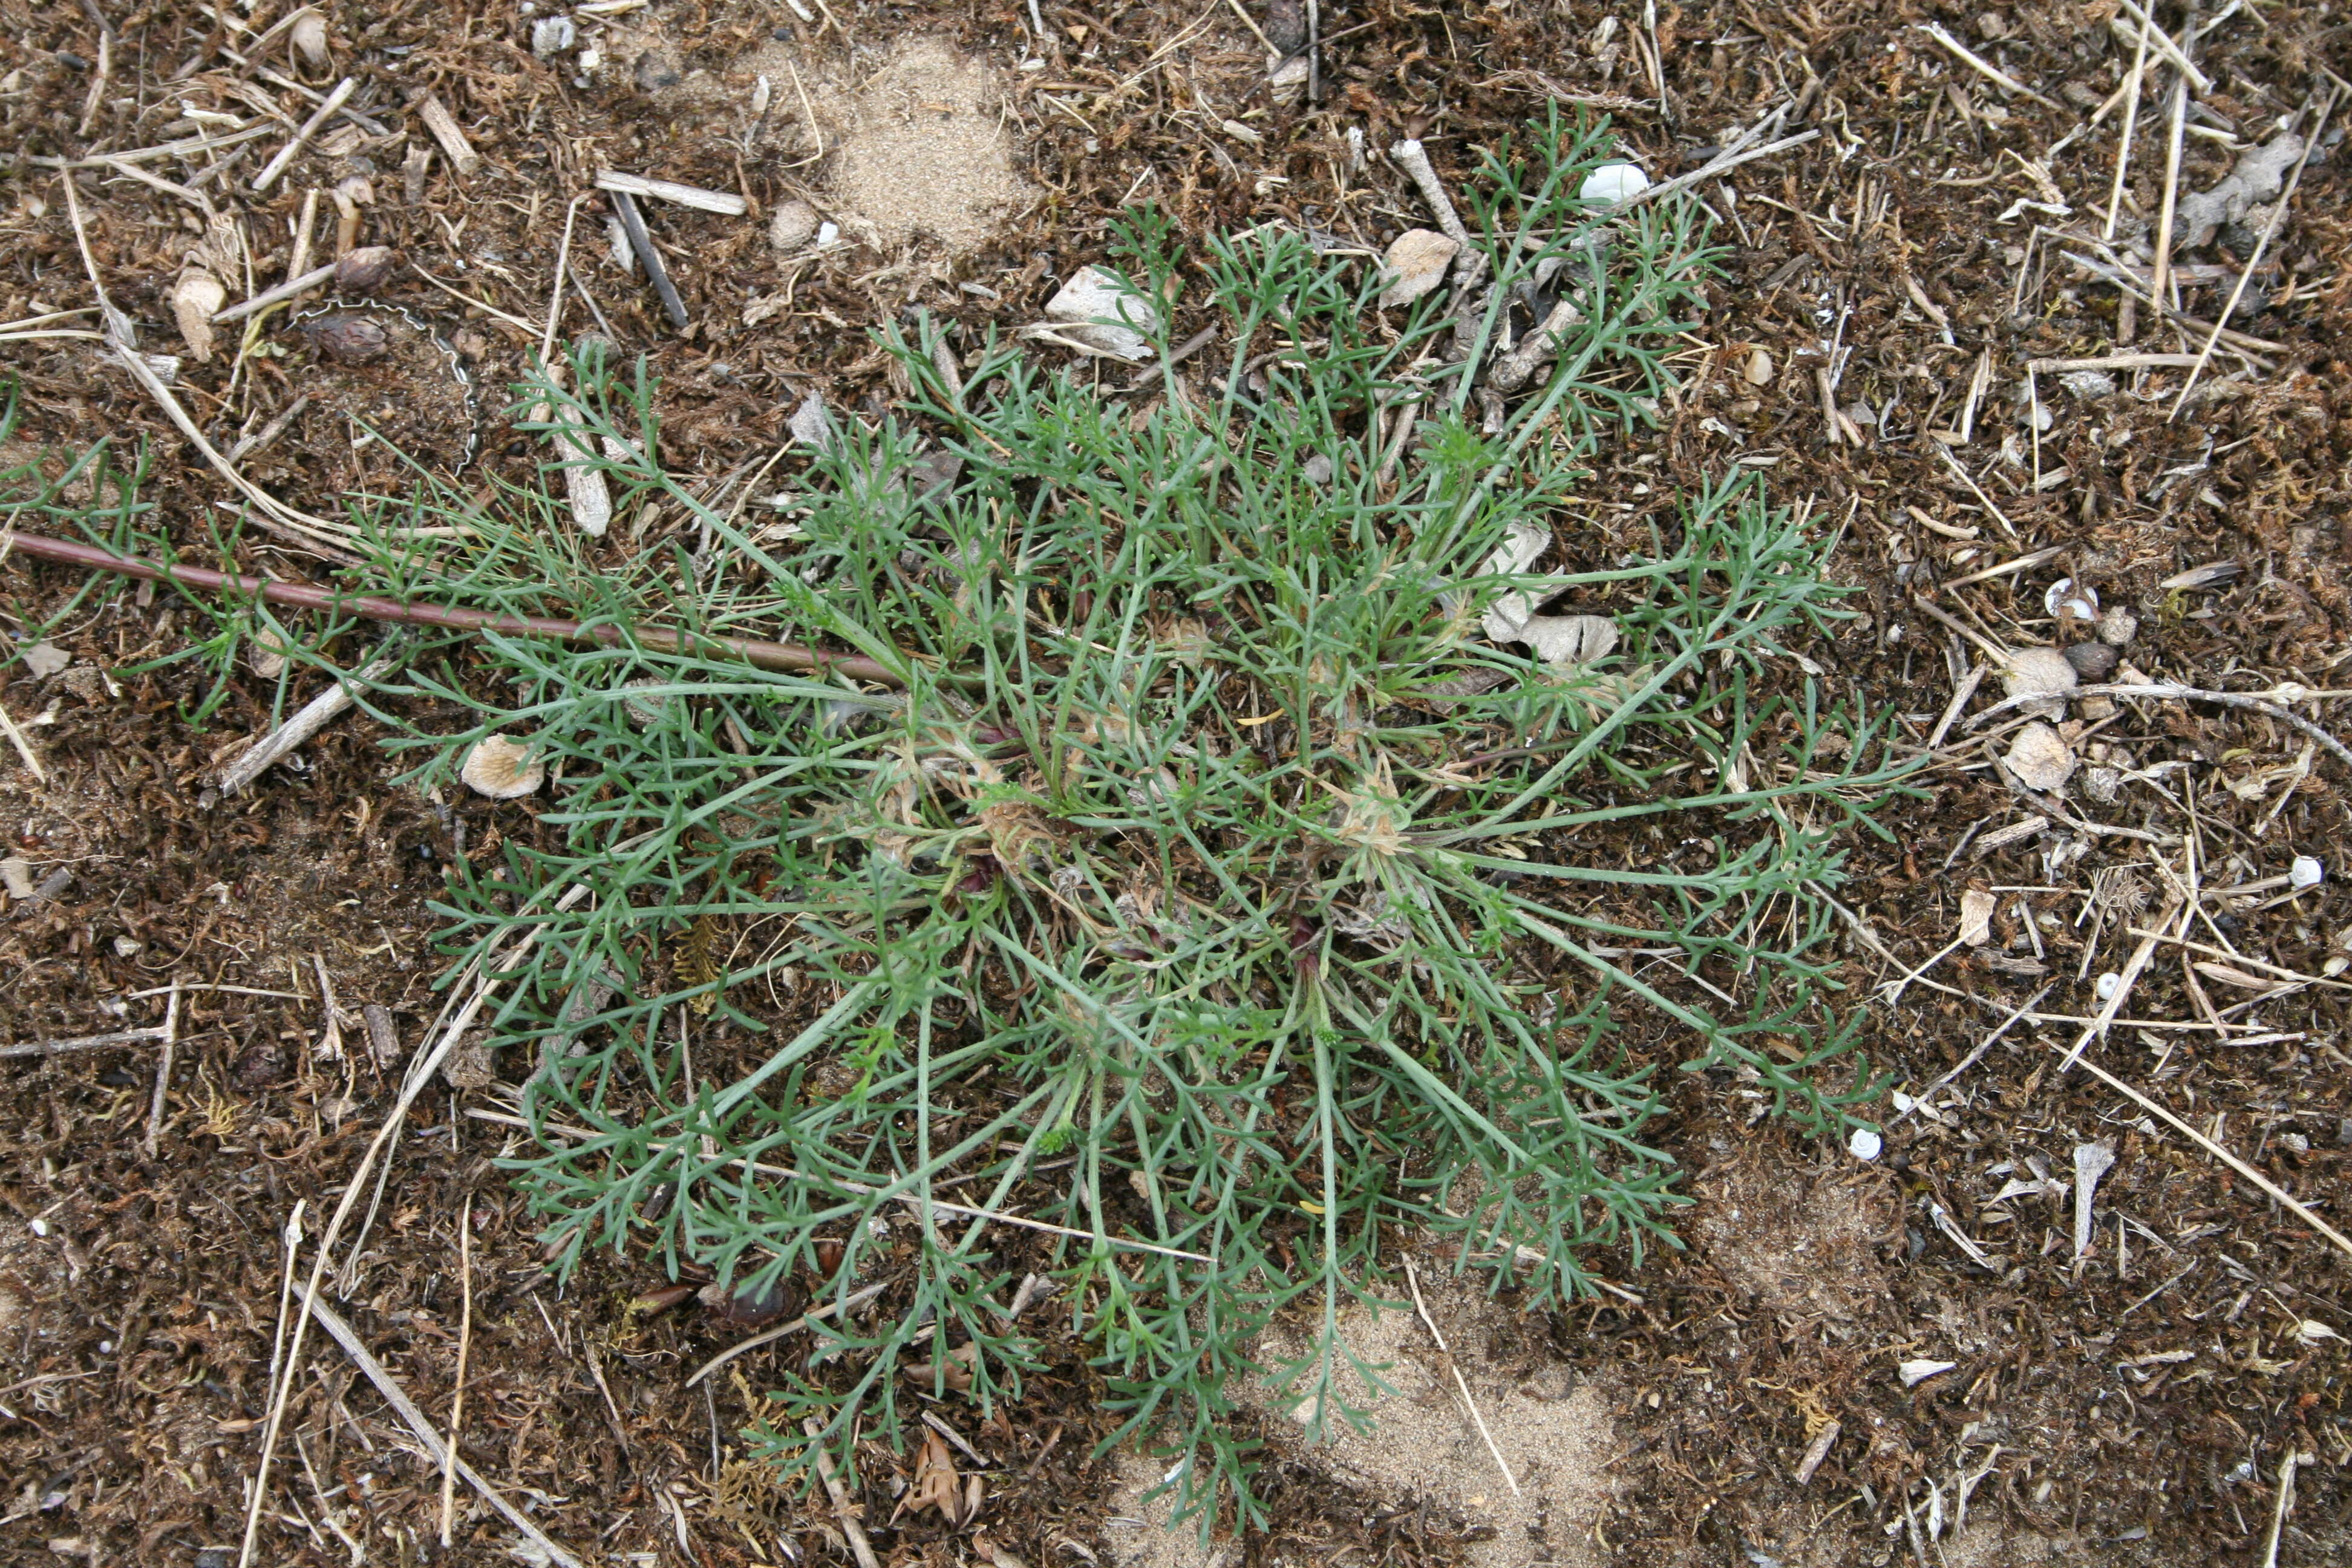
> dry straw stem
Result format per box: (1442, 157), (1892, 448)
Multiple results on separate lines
(595, 169), (749, 216)
(682, 1278), (890, 1388)
(805, 1415), (884, 1568)
(236, 889), (589, 1568)
(1403, 1256), (1520, 1497)
(2052, 1045), (2352, 1266)
(414, 93), (482, 176)
(303, 1292), (586, 1567)
(215, 642), (407, 794)
(437, 1195), (474, 1546)
(1913, 22), (2064, 111)
(251, 75), (356, 193)
(2170, 90), (2340, 417)
(0, 529), (912, 686)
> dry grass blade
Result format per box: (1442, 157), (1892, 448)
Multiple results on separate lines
(1914, 22), (2064, 111)
(2170, 90), (2340, 417)
(2053, 1045), (2352, 1265)
(304, 1292), (586, 1568)
(438, 1195), (474, 1546)
(1403, 1257), (1519, 1497)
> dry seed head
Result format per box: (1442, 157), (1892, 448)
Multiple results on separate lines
(290, 10), (331, 73)
(460, 734), (546, 799)
(1332, 757), (1410, 863)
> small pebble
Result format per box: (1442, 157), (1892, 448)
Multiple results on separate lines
(2063, 641), (2118, 681)
(2096, 606), (2139, 647)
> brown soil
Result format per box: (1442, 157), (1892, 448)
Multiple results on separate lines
(4, 1), (2352, 1566)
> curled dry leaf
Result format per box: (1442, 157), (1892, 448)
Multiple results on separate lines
(1040, 265), (1158, 361)
(171, 269), (227, 362)
(1478, 519), (1552, 642)
(909, 1429), (962, 1521)
(1520, 613), (1619, 670)
(2004, 720), (2077, 794)
(2001, 645), (2076, 719)
(460, 734), (546, 799)
(1377, 227), (1458, 308)
(1958, 887), (1997, 947)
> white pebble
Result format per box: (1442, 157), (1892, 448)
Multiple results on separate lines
(2291, 856), (2324, 889)
(815, 221), (840, 246)
(1847, 1126), (1883, 1161)
(1579, 162), (1650, 204)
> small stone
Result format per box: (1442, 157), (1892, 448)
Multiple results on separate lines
(767, 198), (819, 252)
(2083, 765), (2122, 803)
(1743, 346), (1774, 385)
(2059, 369), (2115, 401)
(633, 51), (682, 91)
(2005, 720), (2077, 794)
(2063, 641), (2118, 681)
(0, 857), (34, 899)
(2096, 606), (2138, 647)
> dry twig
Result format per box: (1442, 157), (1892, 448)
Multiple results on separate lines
(1403, 1256), (1520, 1497)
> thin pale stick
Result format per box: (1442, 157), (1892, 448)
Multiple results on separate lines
(252, 76), (357, 194)
(2149, 68), (2189, 309)
(0, 699), (46, 784)
(2058, 902), (2178, 1071)
(236, 892), (587, 1568)
(2055, 1047), (2352, 1264)
(1404, 1257), (1519, 1495)
(1915, 22), (2064, 110)
(438, 1195), (473, 1545)
(408, 266), (544, 335)
(684, 1279), (890, 1387)
(2105, 8), (2154, 240)
(804, 1415), (884, 1568)
(216, 643), (408, 795)
(1890, 983), (2053, 1124)
(2261, 1450), (2310, 1568)
(2170, 91), (2338, 419)
(304, 1293), (586, 1568)
(143, 983), (180, 1157)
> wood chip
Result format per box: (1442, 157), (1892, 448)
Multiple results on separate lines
(595, 169), (750, 217)
(415, 93), (482, 177)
